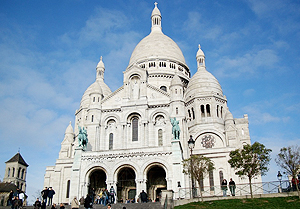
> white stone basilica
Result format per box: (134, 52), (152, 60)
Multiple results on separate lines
(44, 3), (259, 204)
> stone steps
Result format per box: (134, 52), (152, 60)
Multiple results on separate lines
(0, 202), (163, 209)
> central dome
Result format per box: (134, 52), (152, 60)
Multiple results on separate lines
(129, 30), (186, 66)
(128, 3), (186, 66)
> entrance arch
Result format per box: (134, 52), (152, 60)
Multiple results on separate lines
(117, 167), (136, 202)
(89, 169), (107, 195)
(146, 165), (167, 201)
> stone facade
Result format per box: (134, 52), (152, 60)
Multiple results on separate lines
(44, 3), (260, 204)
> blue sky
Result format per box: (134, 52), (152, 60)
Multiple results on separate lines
(0, 0), (300, 204)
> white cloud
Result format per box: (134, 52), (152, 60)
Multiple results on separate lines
(214, 49), (279, 78)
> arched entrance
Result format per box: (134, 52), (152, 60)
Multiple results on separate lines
(147, 165), (167, 201)
(89, 169), (107, 195)
(117, 167), (136, 202)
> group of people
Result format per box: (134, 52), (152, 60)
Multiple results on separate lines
(221, 178), (236, 197)
(7, 189), (27, 209)
(33, 187), (55, 209)
(91, 186), (116, 206)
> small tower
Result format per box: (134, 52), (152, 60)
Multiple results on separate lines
(151, 2), (162, 32)
(3, 152), (29, 192)
(196, 44), (205, 70)
(96, 56), (105, 81)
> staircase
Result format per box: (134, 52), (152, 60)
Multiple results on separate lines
(89, 202), (163, 209)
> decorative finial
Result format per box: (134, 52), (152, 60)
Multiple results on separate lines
(69, 121), (72, 125)
(154, 2), (158, 7)
(198, 44), (201, 49)
(18, 147), (20, 153)
(100, 56), (103, 61)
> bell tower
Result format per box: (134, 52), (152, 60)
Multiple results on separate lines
(3, 152), (29, 192)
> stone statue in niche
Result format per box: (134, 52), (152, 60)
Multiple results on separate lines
(131, 76), (140, 99)
(78, 126), (88, 150)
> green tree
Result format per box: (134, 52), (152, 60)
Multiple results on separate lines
(275, 145), (300, 198)
(183, 155), (215, 201)
(228, 142), (272, 198)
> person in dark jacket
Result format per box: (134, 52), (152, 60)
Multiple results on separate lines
(41, 187), (49, 206)
(34, 198), (42, 209)
(139, 190), (148, 203)
(229, 178), (236, 196)
(84, 194), (93, 209)
(47, 187), (55, 206)
(7, 190), (14, 206)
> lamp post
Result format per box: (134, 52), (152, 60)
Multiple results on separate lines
(277, 171), (282, 193)
(188, 135), (195, 198)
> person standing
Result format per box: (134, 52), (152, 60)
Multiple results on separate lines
(41, 187), (49, 206)
(7, 190), (14, 206)
(109, 186), (116, 204)
(221, 179), (228, 197)
(84, 194), (93, 209)
(71, 197), (79, 209)
(139, 190), (148, 203)
(229, 178), (236, 196)
(47, 187), (55, 206)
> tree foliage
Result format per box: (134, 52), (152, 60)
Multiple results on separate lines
(275, 145), (300, 198)
(183, 155), (215, 201)
(228, 142), (272, 198)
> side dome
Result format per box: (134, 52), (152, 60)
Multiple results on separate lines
(185, 68), (223, 100)
(80, 81), (103, 108)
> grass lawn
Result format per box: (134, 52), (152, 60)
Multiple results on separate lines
(174, 196), (300, 209)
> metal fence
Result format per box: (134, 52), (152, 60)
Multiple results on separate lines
(177, 180), (295, 199)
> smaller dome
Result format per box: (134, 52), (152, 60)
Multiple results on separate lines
(185, 68), (223, 100)
(80, 81), (103, 108)
(65, 121), (74, 134)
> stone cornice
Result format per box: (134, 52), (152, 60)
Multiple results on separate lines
(81, 151), (172, 161)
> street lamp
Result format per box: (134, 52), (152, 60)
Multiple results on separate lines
(277, 171), (282, 193)
(188, 135), (195, 198)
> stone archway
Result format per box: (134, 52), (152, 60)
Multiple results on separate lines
(117, 167), (136, 202)
(89, 169), (107, 196)
(146, 165), (167, 201)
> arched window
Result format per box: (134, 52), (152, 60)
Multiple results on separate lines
(66, 180), (70, 198)
(132, 117), (138, 141)
(209, 171), (214, 191)
(188, 110), (191, 118)
(158, 129), (163, 146)
(217, 105), (219, 117)
(109, 133), (113, 150)
(8, 168), (10, 177)
(192, 107), (195, 119)
(12, 168), (15, 177)
(21, 169), (25, 179)
(219, 171), (224, 186)
(206, 104), (211, 117)
(221, 106), (223, 118)
(175, 89), (177, 94)
(160, 86), (167, 92)
(18, 167), (21, 178)
(176, 107), (178, 115)
(91, 115), (94, 122)
(93, 97), (95, 102)
(201, 105), (205, 117)
(20, 183), (23, 191)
